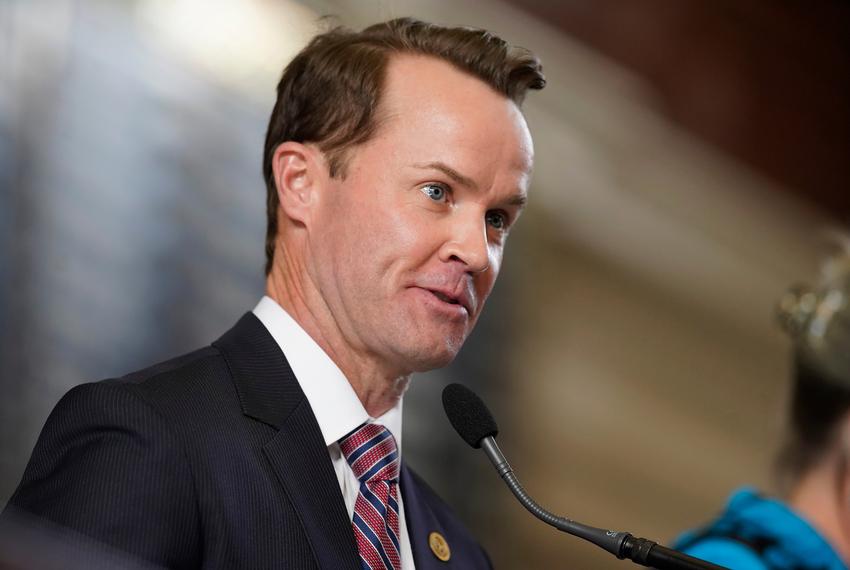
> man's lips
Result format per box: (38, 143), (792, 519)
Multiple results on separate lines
(420, 287), (474, 315)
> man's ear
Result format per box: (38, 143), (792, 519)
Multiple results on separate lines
(271, 141), (325, 225)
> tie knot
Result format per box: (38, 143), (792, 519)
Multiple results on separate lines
(339, 423), (399, 483)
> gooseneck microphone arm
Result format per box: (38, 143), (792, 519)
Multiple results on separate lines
(480, 435), (726, 570)
(479, 436), (630, 558)
(442, 383), (728, 570)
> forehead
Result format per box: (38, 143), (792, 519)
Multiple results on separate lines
(366, 55), (534, 184)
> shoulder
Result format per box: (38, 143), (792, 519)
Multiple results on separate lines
(673, 488), (802, 570)
(33, 342), (252, 476)
(57, 344), (238, 429)
(59, 344), (218, 400)
(10, 345), (228, 495)
(5, 351), (216, 567)
(112, 344), (227, 401)
(9, 344), (231, 510)
(682, 537), (769, 569)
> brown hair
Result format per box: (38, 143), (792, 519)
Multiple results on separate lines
(774, 240), (850, 491)
(261, 17), (546, 275)
(776, 359), (850, 491)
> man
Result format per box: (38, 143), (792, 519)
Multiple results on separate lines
(3, 18), (544, 569)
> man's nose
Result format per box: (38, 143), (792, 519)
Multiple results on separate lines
(440, 214), (491, 274)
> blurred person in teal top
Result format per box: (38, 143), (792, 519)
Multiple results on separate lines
(675, 243), (850, 569)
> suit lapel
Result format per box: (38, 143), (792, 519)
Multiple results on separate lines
(214, 313), (360, 570)
(401, 463), (452, 570)
(263, 404), (360, 570)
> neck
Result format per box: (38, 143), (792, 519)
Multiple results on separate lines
(265, 247), (410, 418)
(787, 452), (850, 563)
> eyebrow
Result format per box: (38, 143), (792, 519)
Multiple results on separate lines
(507, 193), (527, 208)
(413, 161), (478, 190)
(412, 161), (528, 208)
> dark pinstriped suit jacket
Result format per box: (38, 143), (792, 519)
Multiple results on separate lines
(4, 313), (492, 569)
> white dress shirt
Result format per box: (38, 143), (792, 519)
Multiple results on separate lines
(253, 296), (415, 569)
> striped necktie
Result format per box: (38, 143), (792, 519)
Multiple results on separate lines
(339, 422), (401, 570)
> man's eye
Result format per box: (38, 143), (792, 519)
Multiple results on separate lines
(486, 210), (508, 230)
(420, 184), (447, 202)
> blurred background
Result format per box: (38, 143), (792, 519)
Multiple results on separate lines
(1, 0), (849, 567)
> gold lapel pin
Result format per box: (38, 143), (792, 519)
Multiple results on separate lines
(428, 531), (451, 562)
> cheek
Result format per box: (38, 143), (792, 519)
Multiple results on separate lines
(474, 247), (503, 297)
(477, 270), (498, 299)
(337, 207), (425, 294)
(377, 208), (440, 266)
(488, 244), (503, 273)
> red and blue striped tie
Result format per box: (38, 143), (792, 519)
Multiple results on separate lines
(339, 423), (401, 570)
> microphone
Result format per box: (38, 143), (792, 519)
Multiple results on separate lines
(442, 383), (728, 570)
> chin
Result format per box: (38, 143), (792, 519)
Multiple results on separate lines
(401, 337), (465, 373)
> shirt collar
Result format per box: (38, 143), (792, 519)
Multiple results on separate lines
(252, 296), (403, 450)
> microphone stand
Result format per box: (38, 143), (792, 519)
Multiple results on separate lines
(480, 437), (728, 570)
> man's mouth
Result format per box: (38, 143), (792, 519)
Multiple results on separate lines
(425, 288), (471, 315)
(431, 291), (459, 305)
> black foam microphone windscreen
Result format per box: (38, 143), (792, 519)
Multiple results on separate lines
(442, 383), (499, 448)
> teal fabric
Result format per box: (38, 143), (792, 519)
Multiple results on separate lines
(674, 488), (846, 570)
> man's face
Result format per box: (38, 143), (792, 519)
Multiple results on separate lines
(307, 55), (534, 375)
